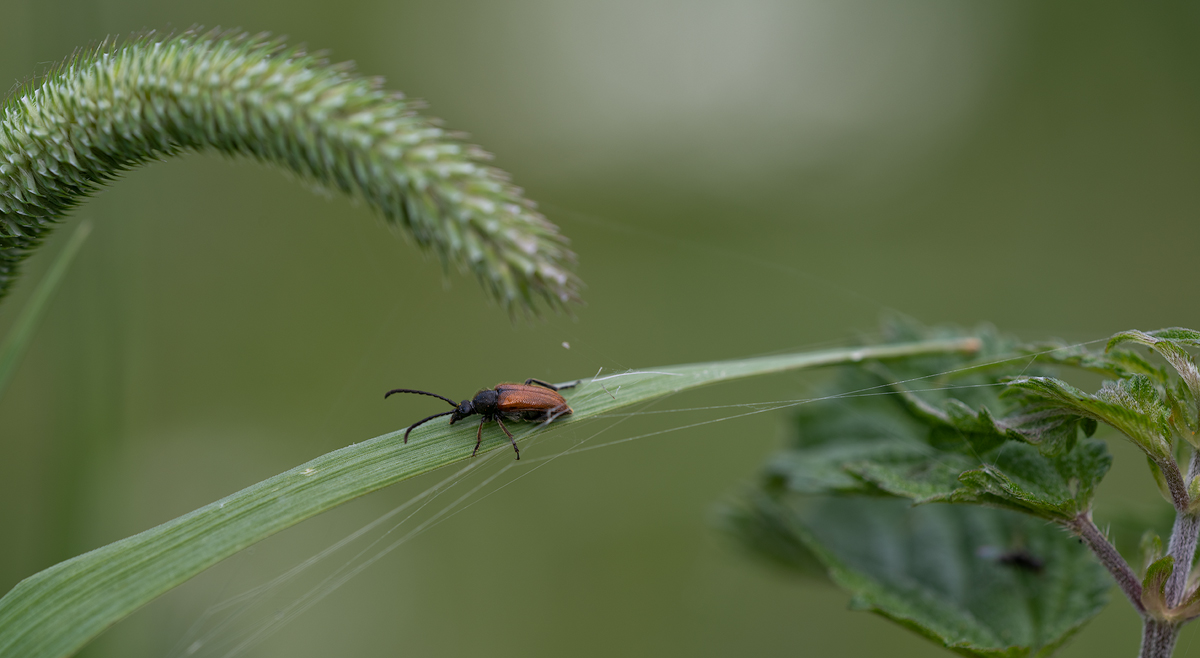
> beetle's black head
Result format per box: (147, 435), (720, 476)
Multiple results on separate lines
(449, 399), (475, 424)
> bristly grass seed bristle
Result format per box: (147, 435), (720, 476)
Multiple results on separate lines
(0, 28), (581, 315)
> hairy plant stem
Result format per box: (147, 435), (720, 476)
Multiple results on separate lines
(1069, 512), (1187, 656)
(1141, 618), (1180, 658)
(1159, 456), (1190, 513)
(1068, 513), (1145, 614)
(1164, 449), (1200, 607)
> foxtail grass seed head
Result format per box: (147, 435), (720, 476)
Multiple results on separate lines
(0, 29), (580, 314)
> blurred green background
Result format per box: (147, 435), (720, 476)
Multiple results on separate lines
(3, 1), (1200, 656)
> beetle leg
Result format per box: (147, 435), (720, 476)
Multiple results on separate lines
(495, 418), (520, 460)
(473, 419), (484, 457)
(524, 377), (576, 392)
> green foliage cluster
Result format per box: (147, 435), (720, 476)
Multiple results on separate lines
(0, 29), (580, 314)
(728, 321), (1200, 658)
(0, 333), (978, 658)
(5, 26), (1196, 658)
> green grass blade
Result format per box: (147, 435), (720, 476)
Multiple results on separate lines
(0, 221), (91, 399)
(0, 336), (978, 658)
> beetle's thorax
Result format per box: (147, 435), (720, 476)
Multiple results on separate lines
(471, 389), (500, 415)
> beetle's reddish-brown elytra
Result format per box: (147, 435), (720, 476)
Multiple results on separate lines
(385, 378), (575, 460)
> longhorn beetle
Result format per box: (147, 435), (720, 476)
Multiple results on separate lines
(385, 378), (575, 460)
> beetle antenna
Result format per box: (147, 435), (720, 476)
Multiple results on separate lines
(404, 411), (455, 444)
(385, 388), (459, 407)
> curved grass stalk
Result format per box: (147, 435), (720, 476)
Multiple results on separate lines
(0, 336), (978, 658)
(0, 29), (579, 314)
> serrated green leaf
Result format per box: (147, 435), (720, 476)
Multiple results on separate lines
(764, 365), (982, 504)
(1000, 399), (1094, 456)
(734, 323), (1118, 656)
(934, 398), (1020, 453)
(845, 452), (977, 502)
(772, 496), (1110, 657)
(876, 361), (1093, 457)
(761, 364), (936, 496)
(951, 441), (1111, 521)
(1127, 328), (1200, 348)
(766, 380), (935, 496)
(1024, 342), (1169, 384)
(768, 404), (1110, 522)
(1109, 329), (1200, 442)
(1096, 376), (1175, 456)
(761, 328), (1111, 521)
(764, 439), (929, 495)
(1047, 439), (1111, 510)
(790, 380), (929, 451)
(1008, 376), (1172, 462)
(1168, 378), (1198, 441)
